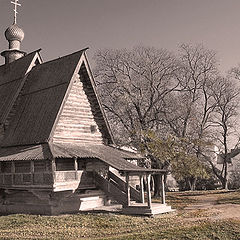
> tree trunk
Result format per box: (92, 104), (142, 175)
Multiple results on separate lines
(208, 158), (229, 190)
(153, 174), (161, 197)
(164, 174), (168, 191)
(223, 178), (228, 190)
(150, 176), (154, 191)
(143, 177), (146, 191)
(223, 162), (228, 190)
(192, 178), (196, 191)
(188, 177), (196, 191)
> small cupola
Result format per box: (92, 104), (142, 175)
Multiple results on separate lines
(5, 24), (25, 49)
(1, 0), (26, 64)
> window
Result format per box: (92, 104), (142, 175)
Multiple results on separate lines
(90, 125), (97, 133)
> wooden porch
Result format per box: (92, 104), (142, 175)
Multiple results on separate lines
(95, 169), (174, 216)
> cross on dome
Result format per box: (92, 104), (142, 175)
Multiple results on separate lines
(11, 0), (21, 24)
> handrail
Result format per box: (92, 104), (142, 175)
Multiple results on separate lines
(95, 173), (127, 205)
(108, 171), (141, 202)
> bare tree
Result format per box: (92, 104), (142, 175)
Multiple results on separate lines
(161, 44), (219, 190)
(208, 77), (240, 189)
(94, 46), (179, 145)
(94, 44), (239, 193)
(163, 44), (218, 138)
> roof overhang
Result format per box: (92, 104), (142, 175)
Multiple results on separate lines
(0, 143), (165, 174)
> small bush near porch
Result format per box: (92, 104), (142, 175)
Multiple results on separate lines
(0, 190), (239, 239)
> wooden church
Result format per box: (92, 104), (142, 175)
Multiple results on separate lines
(0, 6), (172, 216)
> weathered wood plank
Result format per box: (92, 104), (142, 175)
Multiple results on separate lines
(52, 76), (105, 144)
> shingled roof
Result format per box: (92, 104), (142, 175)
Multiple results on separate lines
(0, 143), (163, 172)
(0, 50), (40, 124)
(2, 49), (114, 147)
(0, 143), (136, 169)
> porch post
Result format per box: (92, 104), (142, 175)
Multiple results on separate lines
(161, 174), (166, 204)
(146, 173), (152, 208)
(11, 161), (15, 185)
(30, 160), (34, 184)
(52, 158), (56, 182)
(139, 174), (145, 203)
(74, 157), (78, 180)
(126, 172), (131, 206)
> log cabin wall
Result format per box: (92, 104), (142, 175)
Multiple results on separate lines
(53, 72), (104, 144)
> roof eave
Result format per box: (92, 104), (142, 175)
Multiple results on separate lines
(82, 51), (115, 145)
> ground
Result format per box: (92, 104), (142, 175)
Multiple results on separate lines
(0, 190), (239, 239)
(182, 190), (240, 220)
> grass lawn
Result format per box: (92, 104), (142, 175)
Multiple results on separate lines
(0, 190), (239, 239)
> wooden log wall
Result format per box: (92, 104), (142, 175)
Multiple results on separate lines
(53, 74), (104, 144)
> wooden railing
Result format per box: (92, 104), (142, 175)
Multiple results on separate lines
(55, 171), (76, 182)
(95, 173), (127, 205)
(0, 172), (53, 186)
(95, 171), (142, 205)
(108, 171), (141, 202)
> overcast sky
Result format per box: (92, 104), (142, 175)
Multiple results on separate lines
(1, 0), (240, 73)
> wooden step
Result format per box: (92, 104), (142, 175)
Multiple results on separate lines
(122, 203), (174, 216)
(60, 189), (107, 212)
(79, 196), (105, 210)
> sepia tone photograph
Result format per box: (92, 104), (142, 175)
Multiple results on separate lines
(0, 0), (240, 239)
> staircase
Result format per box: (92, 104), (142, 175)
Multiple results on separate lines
(95, 172), (128, 205)
(95, 171), (174, 216)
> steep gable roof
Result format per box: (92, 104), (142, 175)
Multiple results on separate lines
(2, 49), (114, 147)
(0, 50), (41, 124)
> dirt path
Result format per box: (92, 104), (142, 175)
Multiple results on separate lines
(184, 192), (240, 220)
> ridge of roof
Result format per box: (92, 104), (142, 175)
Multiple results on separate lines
(34, 47), (88, 68)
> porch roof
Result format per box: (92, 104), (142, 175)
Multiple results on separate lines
(0, 144), (52, 161)
(0, 143), (166, 173)
(51, 143), (148, 172)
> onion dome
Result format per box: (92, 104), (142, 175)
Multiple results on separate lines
(5, 24), (24, 42)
